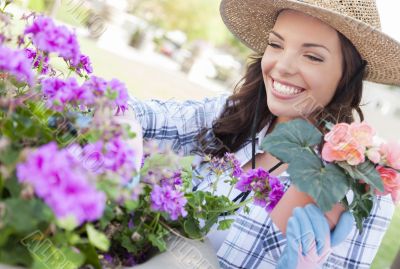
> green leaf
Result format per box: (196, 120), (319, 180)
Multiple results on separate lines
(179, 156), (194, 170)
(288, 151), (350, 212)
(217, 219), (235, 231)
(76, 243), (101, 269)
(261, 119), (322, 163)
(183, 217), (202, 239)
(0, 235), (33, 266)
(338, 161), (384, 192)
(4, 198), (53, 233)
(4, 175), (22, 197)
(56, 216), (78, 231)
(99, 204), (116, 230)
(121, 234), (139, 253)
(125, 200), (139, 212)
(31, 245), (85, 269)
(86, 224), (110, 252)
(0, 226), (14, 247)
(0, 146), (20, 165)
(148, 233), (167, 252)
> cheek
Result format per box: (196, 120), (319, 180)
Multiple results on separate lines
(302, 68), (340, 107)
(261, 56), (272, 75)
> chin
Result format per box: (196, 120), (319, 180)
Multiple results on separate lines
(267, 103), (304, 120)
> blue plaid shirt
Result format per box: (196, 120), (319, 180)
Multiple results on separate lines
(129, 94), (395, 269)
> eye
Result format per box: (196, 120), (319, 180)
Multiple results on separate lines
(305, 55), (324, 62)
(267, 42), (282, 49)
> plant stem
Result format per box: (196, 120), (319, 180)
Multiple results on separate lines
(227, 183), (234, 198)
(151, 213), (160, 232)
(208, 197), (253, 214)
(24, 41), (32, 49)
(211, 172), (222, 195)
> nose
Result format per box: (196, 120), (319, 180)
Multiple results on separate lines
(274, 51), (298, 77)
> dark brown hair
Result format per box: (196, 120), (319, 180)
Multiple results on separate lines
(196, 32), (366, 157)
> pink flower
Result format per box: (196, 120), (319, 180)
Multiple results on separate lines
(380, 142), (400, 169)
(366, 147), (381, 164)
(322, 141), (365, 165)
(375, 166), (400, 203)
(325, 123), (351, 145)
(349, 122), (374, 147)
(322, 122), (375, 166)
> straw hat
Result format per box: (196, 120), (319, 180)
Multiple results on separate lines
(220, 0), (400, 86)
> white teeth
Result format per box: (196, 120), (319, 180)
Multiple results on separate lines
(273, 80), (303, 95)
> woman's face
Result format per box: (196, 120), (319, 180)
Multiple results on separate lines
(262, 9), (343, 121)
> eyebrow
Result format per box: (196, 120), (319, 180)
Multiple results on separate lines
(270, 30), (331, 53)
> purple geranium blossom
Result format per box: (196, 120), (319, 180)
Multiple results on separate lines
(24, 48), (50, 74)
(236, 168), (284, 212)
(208, 153), (243, 178)
(41, 77), (89, 111)
(160, 171), (183, 188)
(41, 77), (97, 110)
(224, 152), (243, 177)
(0, 34), (5, 44)
(108, 78), (129, 114)
(150, 185), (187, 220)
(82, 136), (139, 183)
(82, 75), (108, 96)
(0, 46), (35, 86)
(24, 16), (81, 65)
(71, 54), (93, 75)
(266, 177), (285, 212)
(16, 142), (106, 225)
(82, 76), (129, 114)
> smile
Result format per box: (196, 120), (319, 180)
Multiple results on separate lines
(270, 78), (306, 99)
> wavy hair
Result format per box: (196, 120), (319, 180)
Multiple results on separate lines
(197, 32), (366, 157)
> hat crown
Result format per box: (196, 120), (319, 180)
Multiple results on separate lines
(296, 0), (381, 29)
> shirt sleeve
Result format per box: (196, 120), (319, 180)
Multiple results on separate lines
(127, 94), (229, 155)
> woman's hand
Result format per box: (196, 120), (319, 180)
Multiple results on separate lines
(276, 204), (354, 269)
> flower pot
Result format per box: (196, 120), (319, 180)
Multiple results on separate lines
(269, 185), (346, 235)
(130, 236), (220, 269)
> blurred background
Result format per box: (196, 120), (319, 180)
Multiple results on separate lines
(7, 0), (400, 267)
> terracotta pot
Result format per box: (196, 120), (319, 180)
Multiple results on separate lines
(269, 185), (345, 235)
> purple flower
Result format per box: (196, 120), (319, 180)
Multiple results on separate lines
(161, 171), (183, 188)
(16, 142), (106, 225)
(17, 34), (25, 47)
(150, 185), (187, 220)
(224, 152), (243, 177)
(71, 54), (93, 75)
(0, 34), (5, 44)
(103, 253), (114, 263)
(82, 76), (108, 96)
(24, 16), (81, 65)
(41, 77), (90, 111)
(82, 76), (129, 114)
(108, 78), (129, 114)
(266, 177), (284, 212)
(0, 46), (35, 86)
(208, 153), (243, 178)
(236, 168), (284, 212)
(24, 48), (50, 74)
(83, 136), (139, 183)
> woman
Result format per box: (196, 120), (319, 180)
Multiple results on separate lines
(125, 0), (400, 268)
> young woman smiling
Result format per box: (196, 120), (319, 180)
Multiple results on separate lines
(125, 0), (400, 268)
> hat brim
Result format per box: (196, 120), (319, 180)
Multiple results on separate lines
(220, 0), (400, 86)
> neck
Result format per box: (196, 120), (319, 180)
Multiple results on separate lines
(268, 116), (293, 134)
